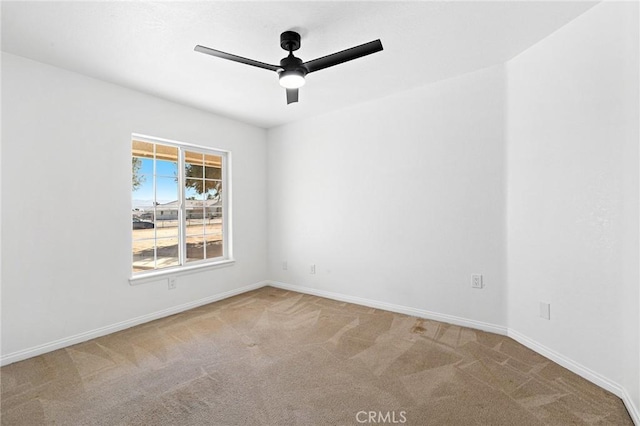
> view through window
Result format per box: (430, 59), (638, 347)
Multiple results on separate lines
(131, 137), (228, 275)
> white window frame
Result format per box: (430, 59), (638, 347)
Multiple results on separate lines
(129, 133), (233, 285)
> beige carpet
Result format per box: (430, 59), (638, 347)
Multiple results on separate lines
(1, 287), (633, 425)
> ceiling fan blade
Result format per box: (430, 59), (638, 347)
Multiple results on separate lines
(194, 45), (280, 72)
(303, 40), (383, 74)
(286, 88), (299, 104)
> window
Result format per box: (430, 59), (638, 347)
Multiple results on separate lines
(131, 135), (231, 277)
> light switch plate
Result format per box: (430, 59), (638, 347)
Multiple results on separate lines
(539, 302), (551, 320)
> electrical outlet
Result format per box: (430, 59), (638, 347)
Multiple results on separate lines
(310, 264), (316, 274)
(471, 274), (483, 289)
(539, 302), (551, 320)
(168, 276), (177, 290)
(282, 261), (288, 270)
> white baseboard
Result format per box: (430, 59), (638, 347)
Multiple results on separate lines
(0, 281), (268, 367)
(508, 329), (639, 425)
(267, 281), (508, 336)
(621, 388), (640, 426)
(507, 329), (622, 396)
(267, 281), (638, 425)
(3, 279), (638, 425)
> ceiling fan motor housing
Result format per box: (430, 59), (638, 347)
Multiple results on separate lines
(280, 31), (301, 52)
(279, 53), (308, 76)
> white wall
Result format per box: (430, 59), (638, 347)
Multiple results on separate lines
(267, 65), (507, 328)
(1, 53), (268, 359)
(3, 1), (638, 416)
(506, 0), (639, 413)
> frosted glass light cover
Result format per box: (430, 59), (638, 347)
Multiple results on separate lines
(279, 72), (305, 89)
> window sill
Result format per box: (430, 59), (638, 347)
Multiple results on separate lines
(129, 259), (235, 286)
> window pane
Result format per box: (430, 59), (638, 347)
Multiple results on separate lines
(204, 153), (221, 167)
(185, 151), (203, 167)
(132, 174), (154, 212)
(204, 166), (221, 180)
(155, 145), (177, 162)
(134, 158), (153, 175)
(185, 200), (205, 217)
(204, 201), (221, 221)
(132, 239), (155, 273)
(205, 234), (223, 259)
(132, 217), (156, 241)
(132, 157), (152, 203)
(156, 237), (179, 269)
(155, 145), (177, 178)
(184, 186), (202, 201)
(185, 151), (204, 204)
(132, 140), (154, 159)
(186, 236), (204, 262)
(133, 170), (155, 244)
(185, 203), (205, 236)
(155, 208), (179, 237)
(207, 204), (223, 220)
(185, 179), (205, 200)
(204, 154), (222, 179)
(156, 177), (178, 205)
(135, 209), (155, 222)
(156, 160), (177, 178)
(205, 214), (222, 237)
(131, 154), (151, 245)
(186, 221), (204, 236)
(204, 181), (222, 202)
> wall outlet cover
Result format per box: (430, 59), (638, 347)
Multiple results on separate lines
(471, 274), (483, 289)
(168, 276), (177, 290)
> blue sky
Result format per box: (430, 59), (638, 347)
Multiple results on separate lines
(133, 158), (218, 209)
(133, 158), (178, 208)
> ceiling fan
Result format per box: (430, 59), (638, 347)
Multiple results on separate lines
(195, 31), (383, 104)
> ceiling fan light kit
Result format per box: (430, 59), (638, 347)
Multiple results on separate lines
(195, 30), (383, 104)
(279, 71), (306, 89)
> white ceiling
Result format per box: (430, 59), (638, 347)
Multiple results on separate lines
(2, 1), (597, 129)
